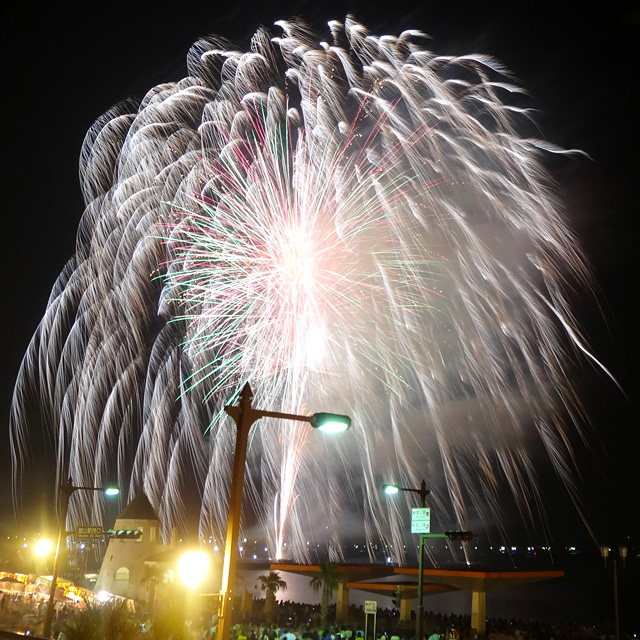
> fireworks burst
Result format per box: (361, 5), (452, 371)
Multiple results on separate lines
(11, 17), (605, 562)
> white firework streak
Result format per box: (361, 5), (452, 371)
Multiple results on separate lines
(11, 17), (605, 562)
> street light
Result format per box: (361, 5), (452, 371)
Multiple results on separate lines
(600, 543), (628, 640)
(33, 538), (55, 578)
(309, 413), (352, 433)
(34, 539), (54, 558)
(43, 477), (119, 637)
(217, 382), (350, 640)
(179, 550), (211, 590)
(382, 480), (430, 640)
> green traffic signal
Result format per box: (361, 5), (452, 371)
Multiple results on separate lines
(110, 529), (142, 540)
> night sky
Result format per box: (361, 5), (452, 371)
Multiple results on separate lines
(1, 0), (638, 552)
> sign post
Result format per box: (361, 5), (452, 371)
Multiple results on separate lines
(411, 508), (430, 640)
(364, 600), (377, 640)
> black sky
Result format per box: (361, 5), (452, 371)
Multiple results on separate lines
(1, 1), (638, 545)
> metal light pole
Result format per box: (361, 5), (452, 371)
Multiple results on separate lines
(383, 480), (430, 640)
(43, 477), (119, 638)
(217, 383), (350, 640)
(601, 544), (628, 640)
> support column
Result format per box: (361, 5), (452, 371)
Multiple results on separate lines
(336, 582), (350, 622)
(400, 597), (412, 623)
(471, 591), (486, 635)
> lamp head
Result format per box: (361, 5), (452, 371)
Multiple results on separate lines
(104, 487), (120, 496)
(382, 484), (400, 495)
(178, 550), (210, 589)
(34, 539), (54, 557)
(310, 412), (351, 433)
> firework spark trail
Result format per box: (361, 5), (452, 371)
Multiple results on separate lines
(11, 17), (602, 562)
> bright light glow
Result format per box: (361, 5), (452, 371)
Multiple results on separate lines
(178, 551), (210, 589)
(311, 413), (351, 433)
(383, 484), (400, 495)
(97, 591), (113, 602)
(34, 539), (53, 557)
(104, 487), (119, 496)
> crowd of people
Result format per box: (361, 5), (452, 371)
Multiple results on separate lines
(186, 599), (636, 640)
(0, 591), (83, 636)
(0, 591), (636, 640)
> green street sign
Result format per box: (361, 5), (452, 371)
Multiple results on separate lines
(411, 507), (430, 534)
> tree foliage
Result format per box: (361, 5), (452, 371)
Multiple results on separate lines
(59, 602), (141, 640)
(309, 562), (345, 628)
(258, 570), (287, 623)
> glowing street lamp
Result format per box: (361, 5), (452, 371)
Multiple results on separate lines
(382, 481), (429, 502)
(309, 413), (352, 433)
(43, 478), (119, 637)
(179, 550), (211, 590)
(217, 383), (350, 640)
(34, 539), (54, 558)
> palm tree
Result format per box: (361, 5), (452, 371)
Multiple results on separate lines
(59, 605), (104, 640)
(309, 562), (345, 628)
(103, 601), (142, 640)
(59, 602), (142, 640)
(257, 571), (287, 623)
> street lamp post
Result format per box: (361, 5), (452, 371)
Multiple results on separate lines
(217, 383), (350, 640)
(382, 484), (473, 640)
(382, 481), (430, 640)
(600, 544), (628, 640)
(43, 477), (119, 638)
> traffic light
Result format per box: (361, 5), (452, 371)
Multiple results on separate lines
(110, 529), (142, 540)
(445, 530), (474, 541)
(391, 587), (402, 608)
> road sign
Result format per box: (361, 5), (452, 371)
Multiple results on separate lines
(76, 526), (103, 538)
(411, 507), (430, 534)
(364, 599), (378, 640)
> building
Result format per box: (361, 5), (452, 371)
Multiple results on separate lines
(94, 493), (166, 601)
